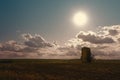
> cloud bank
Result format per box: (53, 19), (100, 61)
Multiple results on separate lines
(68, 25), (120, 59)
(0, 34), (79, 59)
(0, 25), (120, 59)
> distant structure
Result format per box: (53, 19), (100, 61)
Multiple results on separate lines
(81, 47), (92, 63)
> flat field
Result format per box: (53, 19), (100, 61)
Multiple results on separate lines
(0, 59), (120, 80)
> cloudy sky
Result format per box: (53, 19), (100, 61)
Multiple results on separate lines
(0, 0), (120, 59)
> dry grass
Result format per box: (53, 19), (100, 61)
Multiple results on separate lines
(0, 59), (120, 80)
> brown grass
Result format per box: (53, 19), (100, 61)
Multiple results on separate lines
(0, 59), (120, 80)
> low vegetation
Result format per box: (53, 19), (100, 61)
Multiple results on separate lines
(0, 59), (120, 80)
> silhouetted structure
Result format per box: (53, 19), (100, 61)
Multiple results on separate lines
(81, 47), (92, 63)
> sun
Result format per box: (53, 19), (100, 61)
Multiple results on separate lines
(73, 11), (88, 26)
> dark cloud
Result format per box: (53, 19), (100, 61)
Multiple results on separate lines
(117, 38), (120, 42)
(22, 33), (54, 48)
(77, 31), (115, 44)
(109, 30), (118, 36)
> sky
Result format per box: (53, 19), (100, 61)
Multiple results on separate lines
(0, 0), (120, 59)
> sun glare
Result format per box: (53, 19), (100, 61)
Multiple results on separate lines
(73, 11), (88, 26)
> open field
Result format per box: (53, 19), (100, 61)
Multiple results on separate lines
(0, 59), (120, 80)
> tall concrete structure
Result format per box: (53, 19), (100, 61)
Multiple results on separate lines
(81, 47), (92, 63)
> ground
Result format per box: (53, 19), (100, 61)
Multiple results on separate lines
(0, 59), (120, 80)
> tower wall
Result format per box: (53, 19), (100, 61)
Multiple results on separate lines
(81, 47), (92, 63)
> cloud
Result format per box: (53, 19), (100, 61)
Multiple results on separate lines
(67, 25), (120, 59)
(0, 51), (25, 59)
(91, 44), (120, 59)
(1, 25), (120, 59)
(0, 34), (56, 58)
(100, 25), (120, 39)
(108, 29), (118, 36)
(22, 33), (54, 48)
(58, 46), (80, 56)
(76, 31), (115, 44)
(0, 40), (24, 52)
(0, 33), (79, 59)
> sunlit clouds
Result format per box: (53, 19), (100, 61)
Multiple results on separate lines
(0, 25), (120, 59)
(67, 25), (120, 59)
